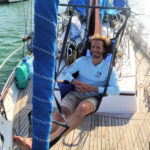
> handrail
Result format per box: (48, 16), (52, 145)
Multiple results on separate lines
(59, 4), (129, 11)
(0, 45), (25, 70)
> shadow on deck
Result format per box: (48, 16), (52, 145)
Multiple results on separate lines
(12, 76), (150, 150)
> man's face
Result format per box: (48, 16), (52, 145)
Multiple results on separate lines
(91, 40), (105, 59)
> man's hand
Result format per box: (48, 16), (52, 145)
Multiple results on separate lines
(71, 79), (98, 93)
(72, 79), (88, 93)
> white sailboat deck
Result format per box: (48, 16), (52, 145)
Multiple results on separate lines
(12, 49), (150, 150)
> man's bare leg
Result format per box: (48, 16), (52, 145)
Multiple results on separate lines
(51, 106), (71, 134)
(13, 106), (71, 149)
(13, 101), (94, 149)
(50, 101), (94, 142)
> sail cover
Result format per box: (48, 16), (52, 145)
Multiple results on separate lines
(69, 0), (89, 16)
(32, 0), (59, 149)
(69, 0), (126, 18)
(113, 0), (126, 8)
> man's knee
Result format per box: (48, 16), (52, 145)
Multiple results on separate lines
(53, 106), (71, 120)
(76, 101), (94, 117)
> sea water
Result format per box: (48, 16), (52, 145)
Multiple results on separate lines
(0, 0), (150, 92)
(0, 0), (33, 91)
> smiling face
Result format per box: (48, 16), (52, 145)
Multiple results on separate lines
(91, 40), (105, 59)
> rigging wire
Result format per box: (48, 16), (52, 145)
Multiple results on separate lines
(22, 0), (31, 57)
(29, 0), (33, 31)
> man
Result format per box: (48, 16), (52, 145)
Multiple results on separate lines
(13, 34), (120, 149)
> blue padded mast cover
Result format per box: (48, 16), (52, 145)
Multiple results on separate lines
(32, 0), (59, 149)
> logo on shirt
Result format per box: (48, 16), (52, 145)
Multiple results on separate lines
(95, 71), (102, 78)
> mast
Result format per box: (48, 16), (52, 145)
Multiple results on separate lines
(94, 0), (101, 35)
(32, 0), (59, 149)
(86, 0), (94, 36)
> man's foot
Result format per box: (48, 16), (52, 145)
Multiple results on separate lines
(13, 136), (32, 150)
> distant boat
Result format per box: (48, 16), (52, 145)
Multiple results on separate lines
(8, 0), (26, 2)
(0, 0), (27, 4)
